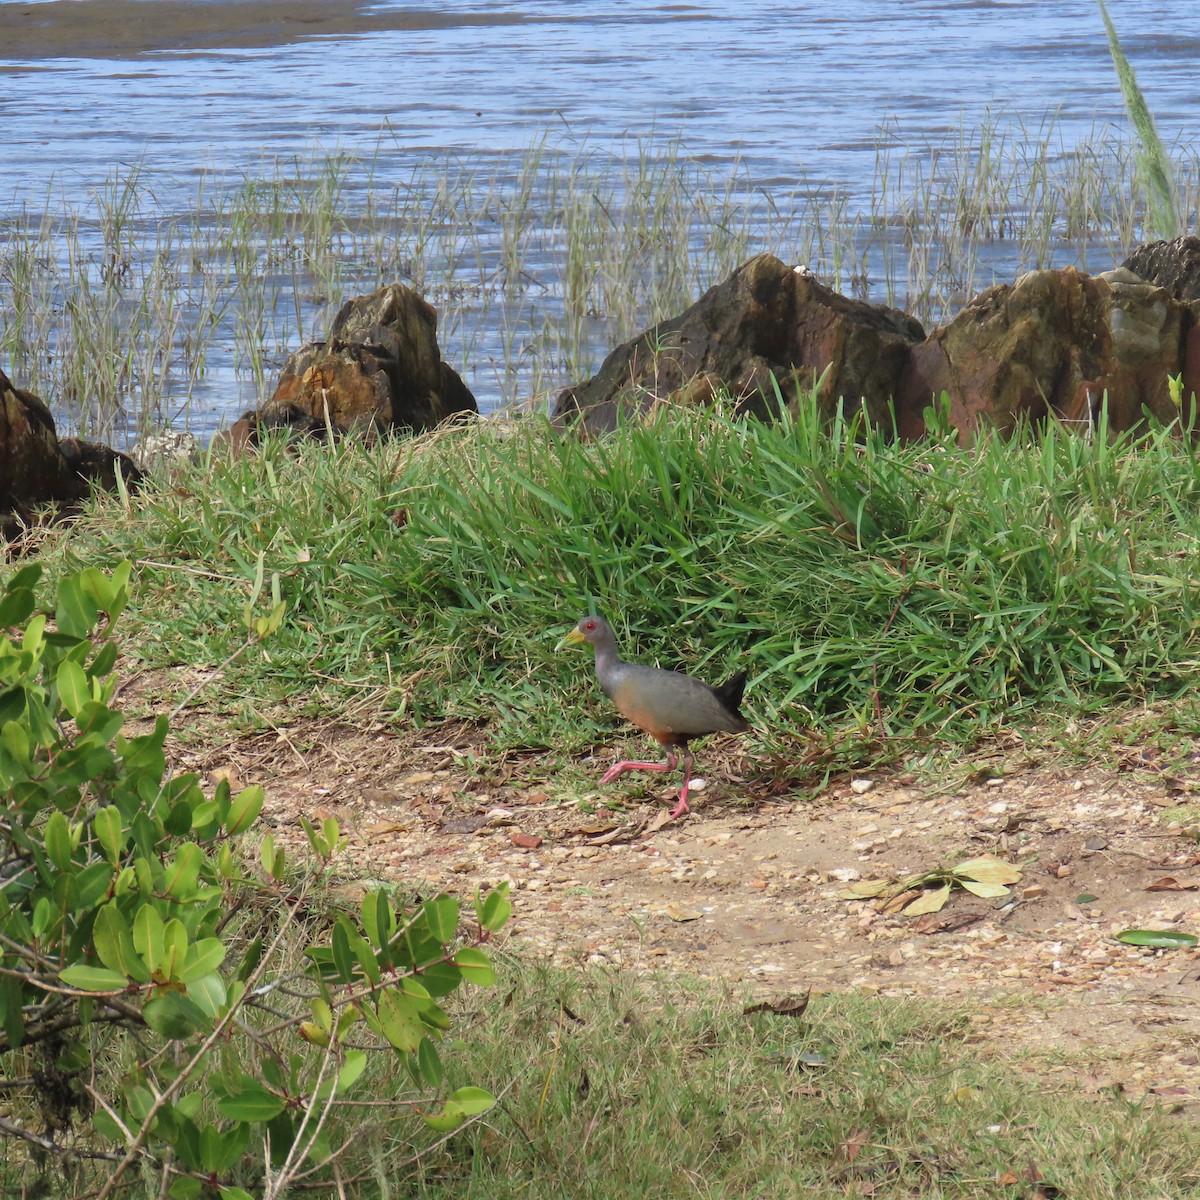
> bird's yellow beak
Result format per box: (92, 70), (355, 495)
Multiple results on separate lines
(557, 627), (586, 650)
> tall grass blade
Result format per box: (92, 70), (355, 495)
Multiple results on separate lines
(1096, 0), (1180, 238)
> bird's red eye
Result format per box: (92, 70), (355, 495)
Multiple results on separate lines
(584, 621), (595, 631)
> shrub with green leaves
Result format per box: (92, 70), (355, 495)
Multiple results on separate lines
(0, 563), (509, 1199)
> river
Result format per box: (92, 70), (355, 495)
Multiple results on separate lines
(1, 0), (1197, 440)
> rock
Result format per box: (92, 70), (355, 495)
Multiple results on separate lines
(1122, 236), (1200, 301)
(1, 368), (140, 536)
(58, 438), (143, 495)
(897, 266), (1197, 436)
(1, 368), (74, 512)
(252, 283), (477, 444)
(130, 430), (198, 470)
(551, 254), (925, 435)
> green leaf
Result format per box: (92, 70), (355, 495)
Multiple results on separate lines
(361, 889), (395, 951)
(477, 886), (512, 933)
(56, 658), (90, 718)
(423, 896), (460, 944)
(217, 1084), (286, 1122)
(160, 918), (189, 983)
(143, 993), (210, 1039)
(452, 947), (496, 986)
(178, 938), (227, 983)
(93, 905), (149, 982)
(1116, 929), (1199, 948)
(134, 905), (166, 973)
(55, 573), (100, 639)
(417, 1037), (445, 1088)
(226, 785), (264, 835)
(93, 804), (125, 865)
(0, 568), (38, 629)
(1, 719), (31, 767)
(161, 843), (203, 899)
(73, 861), (115, 909)
(60, 965), (128, 992)
(422, 1086), (495, 1132)
(44, 809), (73, 870)
(185, 973), (227, 1019)
(377, 989), (423, 1052)
(337, 1050), (367, 1095)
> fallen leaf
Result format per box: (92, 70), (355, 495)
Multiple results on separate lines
(644, 809), (673, 835)
(880, 888), (923, 915)
(208, 765), (241, 789)
(366, 821), (412, 836)
(903, 882), (953, 916)
(665, 903), (702, 922)
(838, 879), (892, 900)
(1146, 876), (1200, 892)
(1116, 929), (1199, 948)
(509, 831), (543, 849)
(996, 1170), (1021, 1186)
(959, 877), (1014, 899)
(440, 817), (487, 835)
(953, 855), (1022, 886)
(836, 1126), (870, 1165)
(743, 990), (811, 1018)
(913, 910), (985, 935)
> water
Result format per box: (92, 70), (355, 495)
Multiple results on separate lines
(1, 0), (1197, 441)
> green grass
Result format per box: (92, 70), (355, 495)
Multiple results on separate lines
(24, 396), (1200, 783)
(380, 961), (1200, 1199)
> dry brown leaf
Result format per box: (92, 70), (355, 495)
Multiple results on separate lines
(913, 910), (985, 936)
(440, 816), (487, 835)
(665, 903), (702, 922)
(836, 1126), (870, 1165)
(743, 990), (811, 1018)
(881, 888), (924, 915)
(644, 808), (674, 835)
(903, 882), (953, 916)
(1146, 876), (1200, 892)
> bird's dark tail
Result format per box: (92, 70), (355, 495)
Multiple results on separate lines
(712, 669), (748, 718)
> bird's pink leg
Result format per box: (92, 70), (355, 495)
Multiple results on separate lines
(600, 751), (677, 785)
(669, 750), (696, 819)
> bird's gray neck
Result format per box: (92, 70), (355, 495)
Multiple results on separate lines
(592, 636), (624, 696)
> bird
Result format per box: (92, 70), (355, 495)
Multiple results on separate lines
(560, 614), (749, 819)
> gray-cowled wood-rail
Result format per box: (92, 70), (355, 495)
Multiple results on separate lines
(561, 614), (749, 819)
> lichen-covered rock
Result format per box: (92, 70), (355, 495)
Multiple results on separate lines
(551, 255), (925, 435)
(1, 367), (73, 511)
(261, 284), (477, 439)
(1122, 236), (1200, 302)
(897, 266), (1198, 436)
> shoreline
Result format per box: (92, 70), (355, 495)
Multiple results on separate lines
(1, 1), (526, 59)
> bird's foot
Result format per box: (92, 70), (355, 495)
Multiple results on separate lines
(600, 760), (670, 785)
(668, 791), (691, 819)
